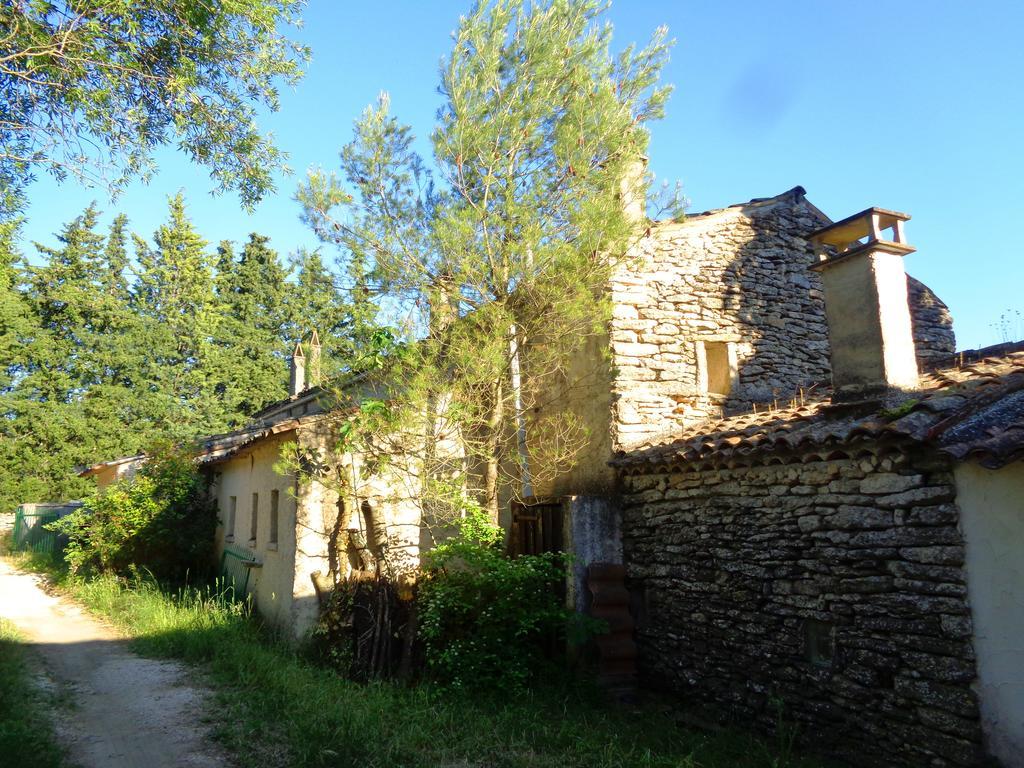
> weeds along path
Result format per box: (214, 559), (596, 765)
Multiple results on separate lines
(0, 560), (228, 768)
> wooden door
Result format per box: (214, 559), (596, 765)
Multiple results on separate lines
(509, 500), (564, 556)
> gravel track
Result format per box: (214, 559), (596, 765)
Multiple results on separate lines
(0, 560), (229, 768)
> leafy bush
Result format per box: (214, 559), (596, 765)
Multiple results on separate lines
(417, 508), (575, 689)
(50, 447), (217, 582)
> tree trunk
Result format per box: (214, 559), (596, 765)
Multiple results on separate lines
(508, 323), (532, 498)
(423, 275), (461, 527)
(483, 377), (504, 524)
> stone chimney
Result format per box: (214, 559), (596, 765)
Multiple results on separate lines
(289, 341), (305, 397)
(809, 207), (919, 401)
(307, 329), (322, 388)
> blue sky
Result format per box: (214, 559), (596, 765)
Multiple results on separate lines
(18, 0), (1024, 348)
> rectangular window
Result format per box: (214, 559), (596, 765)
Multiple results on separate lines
(705, 341), (733, 396)
(269, 490), (279, 549)
(804, 619), (835, 668)
(250, 492), (259, 546)
(226, 496), (237, 542)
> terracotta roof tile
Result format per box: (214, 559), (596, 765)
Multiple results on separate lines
(194, 413), (324, 465)
(614, 350), (1024, 471)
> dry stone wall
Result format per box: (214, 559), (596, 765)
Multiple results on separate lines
(908, 276), (957, 368)
(609, 195), (833, 452)
(620, 445), (984, 767)
(608, 197), (958, 452)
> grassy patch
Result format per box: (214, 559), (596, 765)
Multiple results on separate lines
(0, 619), (67, 768)
(55, 574), (827, 768)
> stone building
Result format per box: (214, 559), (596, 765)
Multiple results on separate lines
(187, 186), (960, 644)
(77, 454), (146, 490)
(194, 334), (448, 636)
(528, 187), (954, 615)
(533, 186), (952, 499)
(611, 208), (1024, 767)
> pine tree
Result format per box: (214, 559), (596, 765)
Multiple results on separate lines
(286, 247), (374, 376)
(298, 0), (677, 518)
(133, 193), (219, 439)
(209, 233), (292, 421)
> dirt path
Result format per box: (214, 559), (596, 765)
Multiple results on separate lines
(0, 560), (229, 768)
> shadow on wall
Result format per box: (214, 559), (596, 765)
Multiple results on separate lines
(906, 277), (956, 368)
(717, 196), (955, 414)
(716, 195), (833, 413)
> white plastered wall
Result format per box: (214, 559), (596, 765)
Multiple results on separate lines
(212, 435), (298, 633)
(955, 461), (1024, 767)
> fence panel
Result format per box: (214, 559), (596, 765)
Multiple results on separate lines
(220, 543), (257, 600)
(11, 504), (74, 559)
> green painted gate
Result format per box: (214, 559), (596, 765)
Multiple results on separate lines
(219, 543), (258, 600)
(11, 503), (78, 559)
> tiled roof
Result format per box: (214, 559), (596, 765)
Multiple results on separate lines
(613, 350), (1024, 472)
(77, 454), (146, 477)
(193, 415), (321, 465)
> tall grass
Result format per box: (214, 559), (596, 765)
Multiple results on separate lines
(61, 573), (827, 768)
(0, 619), (67, 768)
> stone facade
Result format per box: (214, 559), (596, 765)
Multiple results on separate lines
(619, 441), (984, 767)
(606, 190), (954, 454)
(610, 190), (832, 452)
(908, 276), (957, 368)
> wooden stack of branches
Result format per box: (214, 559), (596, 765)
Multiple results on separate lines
(312, 576), (419, 682)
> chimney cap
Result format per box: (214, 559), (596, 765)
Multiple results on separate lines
(292, 341), (305, 358)
(309, 329), (321, 348)
(808, 207), (914, 269)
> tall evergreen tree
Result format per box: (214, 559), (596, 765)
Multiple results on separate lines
(298, 0), (678, 518)
(0, 193), (371, 510)
(133, 194), (219, 439)
(209, 233), (292, 421)
(0, 219), (47, 510)
(3, 206), (124, 506)
(0, 219), (33, 393)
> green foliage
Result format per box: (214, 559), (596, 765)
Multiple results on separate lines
(299, 0), (682, 517)
(207, 232), (293, 424)
(0, 204), (144, 507)
(53, 571), (826, 768)
(879, 399), (919, 421)
(0, 0), (309, 215)
(0, 193), (363, 511)
(417, 508), (574, 689)
(51, 447), (216, 582)
(0, 619), (67, 768)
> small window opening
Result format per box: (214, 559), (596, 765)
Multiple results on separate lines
(705, 341), (733, 396)
(250, 492), (259, 545)
(804, 619), (835, 667)
(227, 496), (237, 541)
(269, 490), (279, 547)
